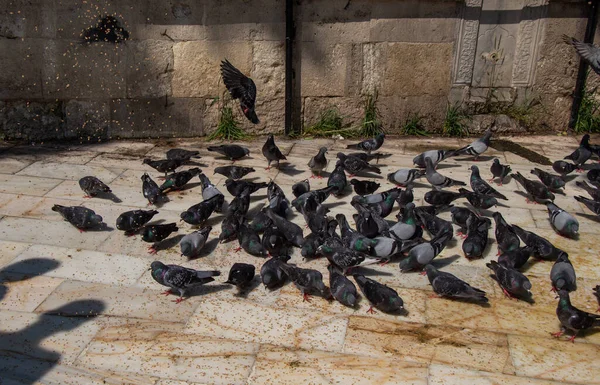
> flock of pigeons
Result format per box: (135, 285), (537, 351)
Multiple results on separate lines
(50, 127), (600, 342)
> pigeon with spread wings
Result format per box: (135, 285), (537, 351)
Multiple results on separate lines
(220, 59), (259, 123)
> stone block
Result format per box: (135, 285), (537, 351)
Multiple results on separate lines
(369, 18), (457, 43)
(301, 22), (369, 43)
(202, 97), (285, 136)
(126, 40), (173, 98)
(301, 43), (352, 97)
(109, 97), (203, 138)
(377, 95), (448, 133)
(377, 42), (453, 97)
(172, 41), (252, 98)
(299, 0), (372, 23)
(65, 100), (110, 141)
(371, 0), (459, 19)
(203, 0), (285, 24)
(0, 0), (56, 38)
(42, 40), (127, 99)
(0, 39), (44, 99)
(302, 97), (364, 131)
(252, 41), (285, 100)
(141, 0), (205, 25)
(2, 101), (65, 141)
(130, 24), (206, 41)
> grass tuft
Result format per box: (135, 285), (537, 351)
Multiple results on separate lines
(361, 91), (382, 137)
(442, 103), (470, 137)
(402, 114), (428, 137)
(304, 108), (359, 138)
(575, 85), (600, 134)
(208, 100), (248, 141)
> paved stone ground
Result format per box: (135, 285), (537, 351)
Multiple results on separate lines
(0, 134), (599, 385)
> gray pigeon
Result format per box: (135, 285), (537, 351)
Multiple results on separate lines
(166, 148), (200, 162)
(370, 236), (410, 259)
(486, 260), (532, 301)
(553, 289), (600, 342)
(424, 264), (488, 303)
(116, 209), (158, 235)
(52, 205), (104, 232)
(400, 231), (452, 272)
(425, 158), (466, 190)
(262, 134), (286, 170)
(389, 203), (421, 241)
(413, 149), (457, 168)
(328, 264), (358, 307)
(346, 133), (385, 154)
(469, 165), (507, 200)
(337, 153), (381, 176)
(225, 263), (256, 288)
(150, 261), (220, 303)
(563, 35), (600, 75)
(575, 195), (600, 215)
(180, 226), (211, 258)
(511, 172), (555, 203)
(236, 223), (266, 256)
(207, 144), (250, 160)
(292, 179), (310, 198)
(551, 251), (576, 292)
(199, 174), (224, 209)
(261, 255), (290, 289)
(142, 173), (166, 205)
(564, 134), (592, 168)
(455, 128), (492, 160)
(214, 165), (255, 180)
(575, 181), (600, 201)
(387, 169), (425, 186)
(588, 168), (600, 185)
(552, 160), (578, 176)
(492, 212), (520, 254)
(490, 158), (511, 185)
(279, 264), (329, 301)
(497, 246), (532, 270)
(546, 202), (579, 238)
(79, 176), (111, 198)
(308, 147), (328, 178)
(462, 215), (491, 260)
(511, 224), (561, 261)
(328, 162), (347, 196)
(265, 208), (304, 248)
(531, 168), (565, 192)
(353, 274), (404, 314)
(317, 244), (382, 274)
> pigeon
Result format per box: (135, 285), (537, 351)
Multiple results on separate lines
(350, 179), (380, 196)
(593, 286), (600, 312)
(262, 134), (286, 170)
(142, 223), (178, 254)
(302, 219), (339, 258)
(424, 189), (466, 206)
(352, 202), (389, 238)
(352, 186), (399, 206)
(166, 148), (200, 162)
(143, 158), (183, 177)
(328, 265), (358, 307)
(370, 236), (411, 259)
(142, 173), (166, 205)
(214, 165), (255, 180)
(425, 158), (466, 190)
(308, 147), (328, 178)
(292, 179), (310, 199)
(261, 255), (291, 289)
(450, 207), (478, 237)
(551, 251), (577, 292)
(396, 184), (414, 208)
(336, 153), (381, 176)
(265, 208), (304, 248)
(424, 264), (488, 303)
(278, 264), (329, 301)
(225, 179), (268, 197)
(413, 149), (457, 168)
(546, 202), (579, 238)
(530, 168), (565, 192)
(180, 195), (224, 226)
(552, 160), (578, 176)
(353, 274), (404, 314)
(492, 212), (520, 254)
(511, 171), (555, 203)
(462, 215), (491, 260)
(221, 59), (259, 123)
(390, 203), (421, 241)
(79, 176), (111, 198)
(150, 261), (220, 303)
(588, 168), (600, 185)
(346, 133), (385, 154)
(159, 168), (202, 192)
(575, 195), (600, 215)
(219, 211), (243, 243)
(349, 152), (391, 163)
(490, 158), (511, 185)
(486, 260), (532, 301)
(563, 35), (600, 75)
(116, 209), (158, 235)
(361, 188), (400, 218)
(414, 208), (453, 238)
(180, 226), (211, 258)
(207, 144), (250, 160)
(498, 246), (532, 270)
(576, 181), (600, 201)
(248, 208), (273, 234)
(317, 244), (382, 274)
(267, 181), (291, 218)
(303, 200), (329, 234)
(458, 188), (498, 212)
(511, 225), (560, 261)
(228, 187), (251, 216)
(236, 223), (266, 256)
(199, 174), (224, 210)
(225, 263), (256, 288)
(564, 134), (592, 168)
(469, 165), (507, 200)
(327, 162), (348, 196)
(387, 169), (425, 186)
(52, 205), (104, 232)
(553, 289), (600, 342)
(455, 128), (492, 160)
(400, 231), (452, 272)
(292, 186), (336, 213)
(336, 213), (377, 252)
(262, 225), (289, 257)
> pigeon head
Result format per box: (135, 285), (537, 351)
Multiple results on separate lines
(262, 271), (278, 288)
(581, 134), (590, 146)
(243, 147), (250, 156)
(316, 245), (333, 256)
(424, 264), (438, 280)
(142, 159), (152, 165)
(149, 261), (167, 284)
(90, 214), (104, 225)
(493, 158), (500, 165)
(141, 173), (151, 181)
(180, 242), (193, 257)
(319, 147), (328, 154)
(336, 152), (346, 161)
(556, 289), (571, 306)
(344, 292), (357, 307)
(180, 211), (197, 224)
(469, 165), (480, 175)
(387, 294), (404, 312)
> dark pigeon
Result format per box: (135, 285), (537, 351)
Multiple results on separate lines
(575, 195), (600, 215)
(458, 188), (498, 212)
(221, 59), (259, 123)
(225, 263), (256, 288)
(150, 261), (219, 303)
(279, 264), (329, 301)
(142, 223), (178, 254)
(350, 179), (380, 196)
(228, 187), (251, 217)
(576, 181), (600, 201)
(249, 208), (274, 233)
(450, 207), (478, 238)
(180, 195), (224, 226)
(492, 212), (520, 254)
(511, 171), (555, 203)
(327, 162), (348, 197)
(261, 255), (291, 289)
(207, 144), (250, 160)
(337, 153), (381, 176)
(531, 168), (565, 192)
(317, 244), (382, 274)
(214, 165), (255, 180)
(166, 148), (200, 162)
(262, 134), (286, 170)
(469, 165), (507, 200)
(292, 179), (310, 198)
(265, 208), (304, 248)
(308, 147), (328, 178)
(353, 274), (404, 314)
(143, 158), (183, 177)
(346, 133), (385, 154)
(396, 184), (414, 208)
(142, 173), (166, 205)
(490, 158), (511, 185)
(79, 176), (111, 198)
(336, 213), (377, 253)
(236, 223), (266, 256)
(564, 134), (592, 168)
(553, 289), (600, 342)
(116, 209), (158, 235)
(261, 225), (289, 257)
(328, 265), (358, 307)
(225, 179), (268, 197)
(511, 224), (561, 261)
(219, 211), (244, 243)
(424, 189), (466, 207)
(160, 168), (202, 192)
(498, 246), (532, 270)
(267, 181), (291, 218)
(52, 205), (104, 232)
(552, 160), (578, 176)
(486, 260), (532, 302)
(462, 215), (491, 260)
(424, 264), (488, 303)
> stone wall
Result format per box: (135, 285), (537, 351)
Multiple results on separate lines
(0, 0), (596, 141)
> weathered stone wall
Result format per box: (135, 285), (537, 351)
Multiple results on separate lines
(0, 0), (596, 141)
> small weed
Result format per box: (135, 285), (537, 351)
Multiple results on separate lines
(442, 103), (470, 137)
(208, 100), (247, 141)
(575, 85), (600, 134)
(504, 96), (541, 129)
(361, 90), (382, 137)
(402, 114), (428, 137)
(304, 108), (352, 138)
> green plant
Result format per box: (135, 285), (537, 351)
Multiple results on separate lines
(208, 100), (247, 141)
(402, 114), (428, 137)
(575, 85), (600, 134)
(442, 103), (470, 137)
(504, 97), (540, 129)
(361, 91), (382, 137)
(304, 108), (347, 138)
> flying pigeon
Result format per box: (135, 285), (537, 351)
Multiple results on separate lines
(563, 35), (600, 75)
(221, 59), (259, 123)
(150, 261), (220, 303)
